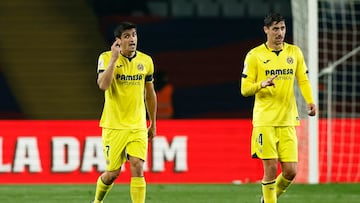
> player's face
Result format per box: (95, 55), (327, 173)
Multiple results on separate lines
(264, 21), (286, 47)
(119, 28), (138, 53)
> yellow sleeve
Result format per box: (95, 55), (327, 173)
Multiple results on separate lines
(295, 48), (314, 104)
(97, 52), (109, 73)
(241, 51), (262, 97)
(298, 80), (314, 104)
(146, 56), (154, 83)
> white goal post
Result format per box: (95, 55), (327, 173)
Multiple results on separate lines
(292, 0), (360, 183)
(291, 0), (319, 184)
(306, 0), (319, 184)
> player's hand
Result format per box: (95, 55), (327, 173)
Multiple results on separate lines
(147, 125), (156, 141)
(110, 39), (121, 60)
(261, 74), (278, 88)
(307, 103), (316, 116)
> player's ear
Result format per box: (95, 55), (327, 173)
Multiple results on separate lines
(263, 26), (268, 34)
(115, 38), (121, 46)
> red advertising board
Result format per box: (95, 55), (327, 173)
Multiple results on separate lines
(0, 120), (263, 184)
(1, 119), (359, 184)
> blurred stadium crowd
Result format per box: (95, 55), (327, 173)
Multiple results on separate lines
(0, 0), (291, 119)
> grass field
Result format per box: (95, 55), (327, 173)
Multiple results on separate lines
(0, 183), (359, 203)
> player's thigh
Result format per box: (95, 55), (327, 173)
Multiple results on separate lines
(102, 128), (128, 171)
(278, 126), (298, 162)
(251, 126), (278, 159)
(126, 129), (148, 161)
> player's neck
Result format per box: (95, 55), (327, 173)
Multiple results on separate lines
(266, 42), (283, 51)
(121, 50), (136, 58)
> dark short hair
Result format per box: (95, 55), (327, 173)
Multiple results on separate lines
(114, 22), (137, 38)
(264, 12), (285, 27)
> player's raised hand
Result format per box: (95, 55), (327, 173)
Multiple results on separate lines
(110, 39), (121, 60)
(261, 74), (278, 88)
(307, 103), (316, 116)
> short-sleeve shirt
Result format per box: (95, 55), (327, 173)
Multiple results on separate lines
(97, 51), (154, 129)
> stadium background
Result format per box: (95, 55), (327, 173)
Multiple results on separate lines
(0, 0), (359, 185)
(0, 0), (292, 119)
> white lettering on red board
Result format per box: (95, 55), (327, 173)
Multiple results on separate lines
(0, 136), (188, 173)
(0, 137), (42, 172)
(51, 137), (105, 172)
(152, 136), (188, 172)
(0, 138), (11, 172)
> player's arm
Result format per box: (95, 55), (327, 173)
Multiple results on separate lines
(298, 77), (316, 116)
(296, 48), (316, 116)
(97, 40), (121, 90)
(145, 78), (157, 140)
(241, 52), (263, 96)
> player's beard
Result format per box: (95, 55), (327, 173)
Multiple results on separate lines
(129, 44), (137, 52)
(274, 36), (284, 46)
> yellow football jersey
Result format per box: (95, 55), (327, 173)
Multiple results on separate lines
(241, 42), (314, 127)
(97, 51), (154, 129)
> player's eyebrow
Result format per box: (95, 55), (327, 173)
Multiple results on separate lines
(272, 25), (285, 30)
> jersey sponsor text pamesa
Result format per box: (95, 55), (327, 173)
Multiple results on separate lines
(265, 68), (294, 76)
(116, 74), (144, 80)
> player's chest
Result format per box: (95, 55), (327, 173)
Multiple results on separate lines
(257, 53), (297, 78)
(257, 53), (297, 68)
(114, 59), (147, 75)
(112, 59), (148, 84)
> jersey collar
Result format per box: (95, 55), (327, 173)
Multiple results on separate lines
(121, 51), (137, 62)
(264, 43), (285, 56)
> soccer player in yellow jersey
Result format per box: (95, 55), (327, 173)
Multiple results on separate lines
(92, 22), (157, 203)
(241, 13), (316, 203)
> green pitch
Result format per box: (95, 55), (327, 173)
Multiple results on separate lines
(0, 183), (359, 203)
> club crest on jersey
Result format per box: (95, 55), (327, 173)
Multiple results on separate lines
(287, 57), (294, 64)
(137, 63), (144, 71)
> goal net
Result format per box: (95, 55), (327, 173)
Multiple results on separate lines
(292, 0), (360, 183)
